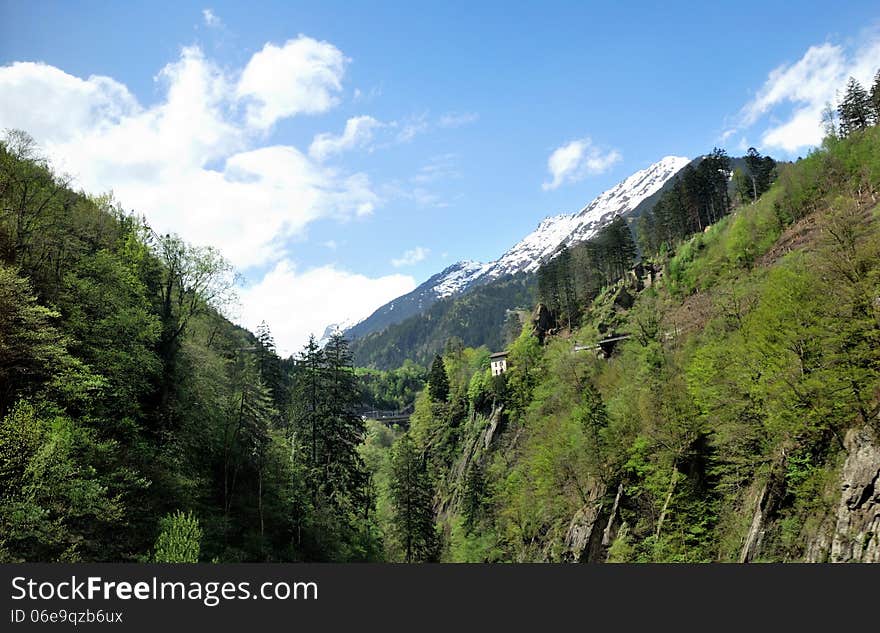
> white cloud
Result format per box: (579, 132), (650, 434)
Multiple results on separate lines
(0, 45), (377, 271)
(0, 41), (393, 353)
(395, 113), (430, 143)
(309, 115), (383, 160)
(542, 138), (622, 191)
(239, 260), (414, 355)
(0, 61), (141, 145)
(236, 36), (347, 129)
(391, 246), (430, 267)
(202, 8), (221, 28)
(731, 35), (880, 153)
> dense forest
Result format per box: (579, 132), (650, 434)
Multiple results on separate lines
(2, 71), (879, 562)
(349, 272), (534, 369)
(0, 130), (384, 562)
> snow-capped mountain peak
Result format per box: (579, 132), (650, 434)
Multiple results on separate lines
(332, 155), (690, 342)
(431, 260), (487, 298)
(480, 155), (690, 279)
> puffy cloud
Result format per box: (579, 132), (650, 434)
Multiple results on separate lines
(239, 260), (415, 355)
(391, 246), (430, 267)
(236, 36), (347, 129)
(542, 138), (622, 191)
(731, 35), (880, 153)
(202, 8), (221, 28)
(0, 45), (376, 270)
(0, 61), (140, 144)
(309, 115), (383, 160)
(0, 40), (391, 352)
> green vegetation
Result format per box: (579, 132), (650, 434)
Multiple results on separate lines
(2, 72), (879, 563)
(0, 131), (378, 562)
(154, 511), (202, 563)
(356, 361), (426, 411)
(350, 273), (534, 369)
(367, 117), (880, 562)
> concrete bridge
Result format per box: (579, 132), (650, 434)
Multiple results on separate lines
(360, 403), (414, 427)
(573, 334), (632, 358)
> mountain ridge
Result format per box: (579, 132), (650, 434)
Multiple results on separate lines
(339, 155), (690, 343)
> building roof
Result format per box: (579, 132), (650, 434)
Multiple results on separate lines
(489, 351), (508, 359)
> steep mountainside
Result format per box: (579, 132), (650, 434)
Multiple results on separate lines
(350, 273), (534, 369)
(368, 124), (880, 563)
(344, 261), (485, 341)
(343, 155), (690, 343)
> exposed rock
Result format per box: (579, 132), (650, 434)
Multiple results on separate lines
(626, 264), (645, 292)
(644, 261), (662, 288)
(803, 515), (835, 563)
(483, 404), (503, 450)
(826, 425), (880, 562)
(601, 482), (624, 547)
(613, 287), (634, 310)
(562, 482), (607, 562)
(531, 302), (554, 343)
(444, 405), (505, 521)
(740, 452), (787, 563)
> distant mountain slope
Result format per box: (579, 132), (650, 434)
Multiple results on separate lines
(349, 273), (535, 369)
(342, 155), (690, 344)
(344, 260), (486, 342)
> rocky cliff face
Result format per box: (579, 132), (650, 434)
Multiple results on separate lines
(807, 424), (880, 562)
(562, 482), (607, 563)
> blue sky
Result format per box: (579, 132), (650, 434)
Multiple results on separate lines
(2, 1), (879, 353)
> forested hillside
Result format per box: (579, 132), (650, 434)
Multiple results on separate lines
(361, 75), (880, 562)
(350, 272), (535, 369)
(348, 151), (776, 369)
(0, 130), (387, 562)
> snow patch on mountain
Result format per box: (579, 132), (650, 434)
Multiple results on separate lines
(431, 260), (487, 298)
(481, 155), (690, 279)
(319, 314), (365, 346)
(333, 155), (690, 342)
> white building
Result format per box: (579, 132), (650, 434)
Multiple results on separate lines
(490, 351), (508, 376)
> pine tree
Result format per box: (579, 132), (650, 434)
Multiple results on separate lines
(555, 247), (578, 329)
(254, 320), (285, 415)
(838, 77), (875, 137)
(153, 511), (202, 562)
(322, 333), (370, 514)
(743, 148), (775, 201)
(389, 434), (437, 562)
(462, 459), (486, 531)
(292, 335), (326, 474)
(289, 334), (374, 558)
(744, 147), (762, 201)
(870, 69), (880, 122)
(222, 354), (275, 538)
(428, 354), (449, 402)
(577, 382), (609, 470)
